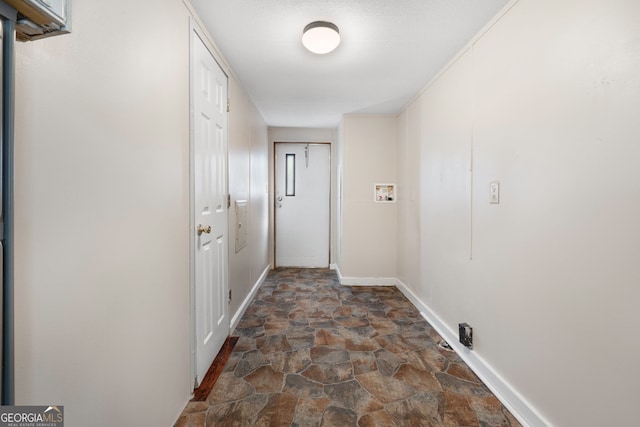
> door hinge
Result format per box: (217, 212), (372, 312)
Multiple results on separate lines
(227, 194), (231, 209)
(227, 99), (230, 112)
(228, 289), (232, 302)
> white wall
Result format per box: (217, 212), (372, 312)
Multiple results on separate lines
(228, 76), (269, 321)
(13, 0), (269, 425)
(396, 0), (640, 425)
(268, 127), (337, 268)
(340, 116), (397, 282)
(395, 106), (421, 291)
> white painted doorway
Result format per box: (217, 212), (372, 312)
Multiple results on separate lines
(191, 28), (229, 386)
(275, 143), (330, 267)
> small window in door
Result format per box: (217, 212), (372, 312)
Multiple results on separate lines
(286, 153), (295, 196)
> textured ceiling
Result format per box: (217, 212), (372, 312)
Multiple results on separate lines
(189, 0), (509, 128)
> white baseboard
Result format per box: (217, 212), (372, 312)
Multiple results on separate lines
(230, 264), (270, 332)
(396, 279), (551, 427)
(339, 276), (397, 286)
(329, 263), (338, 271)
(333, 264), (343, 281)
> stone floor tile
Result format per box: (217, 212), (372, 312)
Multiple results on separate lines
(288, 334), (316, 349)
(256, 334), (293, 354)
(302, 362), (354, 384)
(369, 319), (400, 335)
(315, 329), (345, 346)
(270, 348), (312, 373)
(345, 337), (381, 352)
(447, 362), (483, 384)
(235, 325), (265, 339)
(283, 373), (326, 398)
(306, 307), (335, 318)
(287, 324), (315, 336)
(180, 401), (208, 415)
(391, 318), (415, 327)
(357, 371), (416, 403)
(253, 393), (298, 426)
(292, 397), (331, 427)
(244, 365), (285, 393)
(267, 290), (297, 303)
(276, 283), (298, 291)
(413, 347), (450, 372)
(289, 308), (313, 320)
(234, 349), (269, 377)
(402, 335), (436, 351)
(393, 364), (442, 392)
(221, 351), (242, 373)
(275, 301), (298, 313)
(173, 412), (205, 427)
(207, 393), (269, 426)
(438, 346), (463, 362)
(386, 308), (421, 320)
(351, 351), (378, 375)
(442, 391), (479, 427)
(310, 319), (340, 329)
(394, 323), (431, 339)
(340, 327), (379, 344)
(263, 320), (291, 336)
(318, 295), (341, 304)
(243, 304), (274, 319)
(358, 410), (398, 427)
(376, 334), (421, 353)
(233, 336), (257, 352)
(178, 268), (521, 427)
(467, 396), (514, 427)
(204, 402), (235, 427)
(334, 316), (371, 328)
(310, 346), (350, 364)
(174, 402), (208, 427)
(325, 379), (384, 415)
(435, 373), (492, 397)
(374, 348), (406, 376)
(237, 317), (265, 328)
(269, 309), (291, 320)
(385, 393), (445, 427)
(320, 406), (358, 426)
(207, 372), (254, 403)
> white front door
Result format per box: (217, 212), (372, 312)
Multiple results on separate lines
(192, 30), (229, 385)
(275, 143), (330, 268)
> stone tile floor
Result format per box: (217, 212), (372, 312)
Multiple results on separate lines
(175, 268), (522, 427)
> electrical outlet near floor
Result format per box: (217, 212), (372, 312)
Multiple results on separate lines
(458, 322), (473, 349)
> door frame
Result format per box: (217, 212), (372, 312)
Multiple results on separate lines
(273, 141), (331, 268)
(188, 18), (230, 389)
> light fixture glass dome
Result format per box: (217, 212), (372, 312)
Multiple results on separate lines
(302, 21), (340, 54)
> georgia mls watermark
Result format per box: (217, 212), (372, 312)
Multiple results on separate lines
(0, 406), (63, 427)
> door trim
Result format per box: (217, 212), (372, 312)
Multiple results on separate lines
(273, 142), (331, 268)
(189, 17), (230, 389)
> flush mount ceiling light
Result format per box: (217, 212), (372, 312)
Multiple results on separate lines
(302, 21), (340, 54)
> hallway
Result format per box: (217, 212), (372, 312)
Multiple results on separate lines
(176, 269), (521, 426)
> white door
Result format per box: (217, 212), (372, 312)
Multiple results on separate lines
(192, 31), (229, 385)
(275, 143), (330, 267)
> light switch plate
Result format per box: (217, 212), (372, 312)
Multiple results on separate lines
(490, 181), (500, 204)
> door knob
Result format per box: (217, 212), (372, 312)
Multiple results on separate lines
(197, 224), (212, 235)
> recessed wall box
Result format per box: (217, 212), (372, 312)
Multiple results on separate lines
(459, 322), (473, 349)
(6, 0), (71, 41)
(489, 181), (500, 204)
